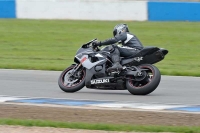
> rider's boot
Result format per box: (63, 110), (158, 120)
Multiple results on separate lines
(107, 48), (123, 72)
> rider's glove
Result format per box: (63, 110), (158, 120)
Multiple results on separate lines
(93, 41), (102, 47)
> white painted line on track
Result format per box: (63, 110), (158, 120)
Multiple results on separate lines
(0, 96), (31, 102)
(89, 103), (187, 110)
(1, 95), (198, 106)
(0, 97), (22, 102)
(0, 96), (200, 113)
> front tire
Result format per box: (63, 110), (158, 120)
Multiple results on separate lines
(58, 65), (86, 93)
(126, 64), (161, 95)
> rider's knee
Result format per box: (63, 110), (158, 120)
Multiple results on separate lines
(107, 45), (115, 53)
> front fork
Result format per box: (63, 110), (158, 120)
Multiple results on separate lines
(69, 63), (82, 77)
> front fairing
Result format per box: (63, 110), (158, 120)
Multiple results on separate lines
(74, 46), (94, 64)
(76, 47), (93, 55)
(74, 46), (106, 69)
(78, 55), (106, 69)
(73, 38), (106, 67)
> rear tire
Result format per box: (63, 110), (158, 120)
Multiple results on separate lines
(58, 65), (85, 93)
(126, 64), (161, 95)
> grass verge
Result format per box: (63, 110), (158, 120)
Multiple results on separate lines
(1, 19), (200, 76)
(0, 118), (200, 133)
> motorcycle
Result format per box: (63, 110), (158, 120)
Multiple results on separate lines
(58, 39), (168, 95)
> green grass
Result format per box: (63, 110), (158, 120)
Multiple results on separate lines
(0, 118), (200, 133)
(0, 19), (200, 76)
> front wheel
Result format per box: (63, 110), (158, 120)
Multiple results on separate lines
(58, 65), (86, 93)
(126, 64), (161, 95)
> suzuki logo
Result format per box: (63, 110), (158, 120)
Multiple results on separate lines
(91, 79), (110, 84)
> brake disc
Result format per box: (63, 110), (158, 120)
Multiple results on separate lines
(64, 70), (78, 84)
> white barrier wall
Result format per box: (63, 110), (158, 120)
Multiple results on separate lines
(16, 0), (147, 21)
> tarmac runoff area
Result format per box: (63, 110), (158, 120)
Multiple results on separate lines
(0, 102), (199, 133)
(0, 97), (200, 127)
(0, 125), (173, 133)
(0, 97), (200, 133)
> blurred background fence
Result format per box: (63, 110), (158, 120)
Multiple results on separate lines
(0, 0), (200, 21)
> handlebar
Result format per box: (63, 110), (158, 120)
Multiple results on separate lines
(92, 42), (100, 51)
(81, 38), (100, 51)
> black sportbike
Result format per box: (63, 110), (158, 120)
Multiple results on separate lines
(58, 39), (168, 95)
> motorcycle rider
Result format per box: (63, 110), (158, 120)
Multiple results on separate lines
(93, 24), (144, 72)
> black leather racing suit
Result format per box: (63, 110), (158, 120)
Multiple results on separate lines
(100, 32), (144, 72)
(101, 32), (143, 57)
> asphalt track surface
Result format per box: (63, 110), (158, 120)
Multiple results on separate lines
(0, 69), (200, 105)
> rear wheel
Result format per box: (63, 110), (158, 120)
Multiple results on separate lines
(58, 65), (85, 93)
(126, 64), (161, 95)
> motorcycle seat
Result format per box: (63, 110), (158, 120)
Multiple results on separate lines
(121, 46), (160, 59)
(120, 47), (160, 65)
